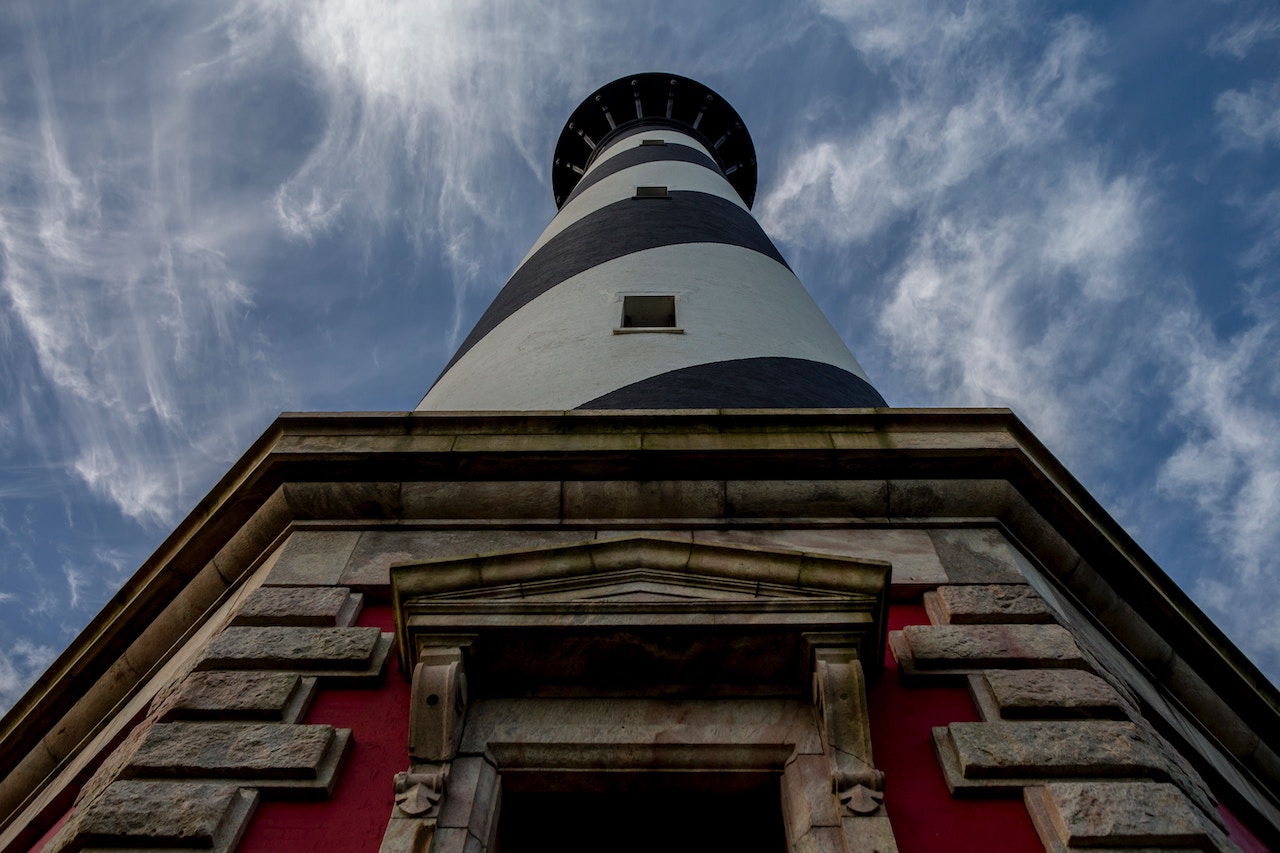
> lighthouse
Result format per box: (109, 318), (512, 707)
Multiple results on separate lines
(1, 73), (1277, 853)
(420, 73), (886, 412)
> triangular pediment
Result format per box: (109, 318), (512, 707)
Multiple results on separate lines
(419, 567), (862, 604)
(391, 533), (890, 599)
(391, 534), (892, 681)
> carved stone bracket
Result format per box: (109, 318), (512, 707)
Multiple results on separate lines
(394, 765), (448, 817)
(813, 646), (885, 817)
(409, 647), (469, 763)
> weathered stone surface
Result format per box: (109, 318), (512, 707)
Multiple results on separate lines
(841, 815), (900, 853)
(891, 624), (1087, 685)
(198, 626), (387, 675)
(232, 586), (361, 627)
(928, 528), (1025, 584)
(400, 480), (560, 519)
(459, 697), (823, 757)
(693, 528), (946, 586)
(933, 721), (1168, 795)
(926, 584), (1053, 625)
(340, 529), (592, 587)
(163, 672), (316, 722)
(430, 826), (483, 853)
(75, 780), (257, 851)
(723, 479), (888, 519)
(782, 753), (842, 831)
(264, 529), (362, 587)
(1024, 781), (1227, 851)
(971, 670), (1127, 721)
(128, 722), (349, 792)
(561, 479), (725, 518)
(888, 481), (1013, 523)
(436, 756), (500, 846)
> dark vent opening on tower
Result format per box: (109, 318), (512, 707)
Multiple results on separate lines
(621, 295), (676, 328)
(639, 138), (668, 146)
(634, 185), (670, 199)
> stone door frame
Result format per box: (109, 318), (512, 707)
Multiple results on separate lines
(382, 535), (898, 853)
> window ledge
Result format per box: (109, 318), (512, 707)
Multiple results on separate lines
(613, 327), (685, 335)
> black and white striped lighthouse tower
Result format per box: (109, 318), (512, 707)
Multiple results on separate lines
(419, 73), (886, 411)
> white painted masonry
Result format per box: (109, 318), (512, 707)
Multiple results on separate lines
(515, 166), (746, 272)
(419, 242), (869, 410)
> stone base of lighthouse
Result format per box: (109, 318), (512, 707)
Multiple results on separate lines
(11, 410), (1265, 853)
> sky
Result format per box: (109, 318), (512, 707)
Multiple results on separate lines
(0, 0), (1278, 715)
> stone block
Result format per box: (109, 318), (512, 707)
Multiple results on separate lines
(400, 481), (561, 519)
(723, 479), (888, 519)
(232, 586), (362, 627)
(693, 528), (945, 586)
(340, 529), (592, 587)
(161, 672), (317, 722)
(283, 481), (402, 521)
(265, 530), (362, 586)
(127, 722), (351, 797)
(890, 624), (1087, 685)
(888, 481), (1013, 522)
(197, 626), (392, 684)
(932, 721), (1168, 796)
(841, 815), (900, 853)
(969, 670), (1127, 721)
(561, 479), (725, 519)
(781, 753), (842, 832)
(791, 825), (846, 853)
(429, 826), (484, 853)
(74, 780), (257, 852)
(928, 528), (1026, 584)
(924, 584), (1053, 625)
(1024, 781), (1229, 851)
(435, 757), (500, 846)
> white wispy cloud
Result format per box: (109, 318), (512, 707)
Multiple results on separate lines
(0, 5), (287, 525)
(0, 640), (56, 715)
(1208, 12), (1280, 59)
(1156, 307), (1280, 667)
(761, 6), (1133, 456)
(1216, 79), (1280, 151)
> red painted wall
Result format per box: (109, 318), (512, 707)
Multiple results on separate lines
(240, 603), (1045, 852)
(238, 604), (411, 853)
(240, 603), (1273, 852)
(868, 603), (1043, 852)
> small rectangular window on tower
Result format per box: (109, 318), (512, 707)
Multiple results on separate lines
(633, 185), (670, 199)
(639, 139), (667, 146)
(617, 295), (680, 333)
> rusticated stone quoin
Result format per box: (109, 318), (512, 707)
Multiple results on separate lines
(126, 722), (351, 796)
(932, 721), (1169, 796)
(231, 586), (362, 627)
(73, 780), (257, 852)
(890, 624), (1087, 684)
(162, 671), (317, 722)
(197, 626), (392, 684)
(1024, 781), (1230, 851)
(969, 669), (1128, 721)
(924, 584), (1053, 625)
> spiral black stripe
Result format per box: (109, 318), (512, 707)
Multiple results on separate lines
(435, 192), (791, 380)
(577, 357), (888, 409)
(563, 142), (722, 207)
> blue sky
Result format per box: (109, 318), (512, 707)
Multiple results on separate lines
(1, 0), (1278, 713)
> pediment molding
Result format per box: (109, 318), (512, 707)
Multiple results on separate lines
(392, 534), (891, 687)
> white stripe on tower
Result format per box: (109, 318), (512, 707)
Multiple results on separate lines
(418, 74), (885, 411)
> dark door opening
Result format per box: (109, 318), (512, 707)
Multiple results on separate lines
(495, 783), (785, 852)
